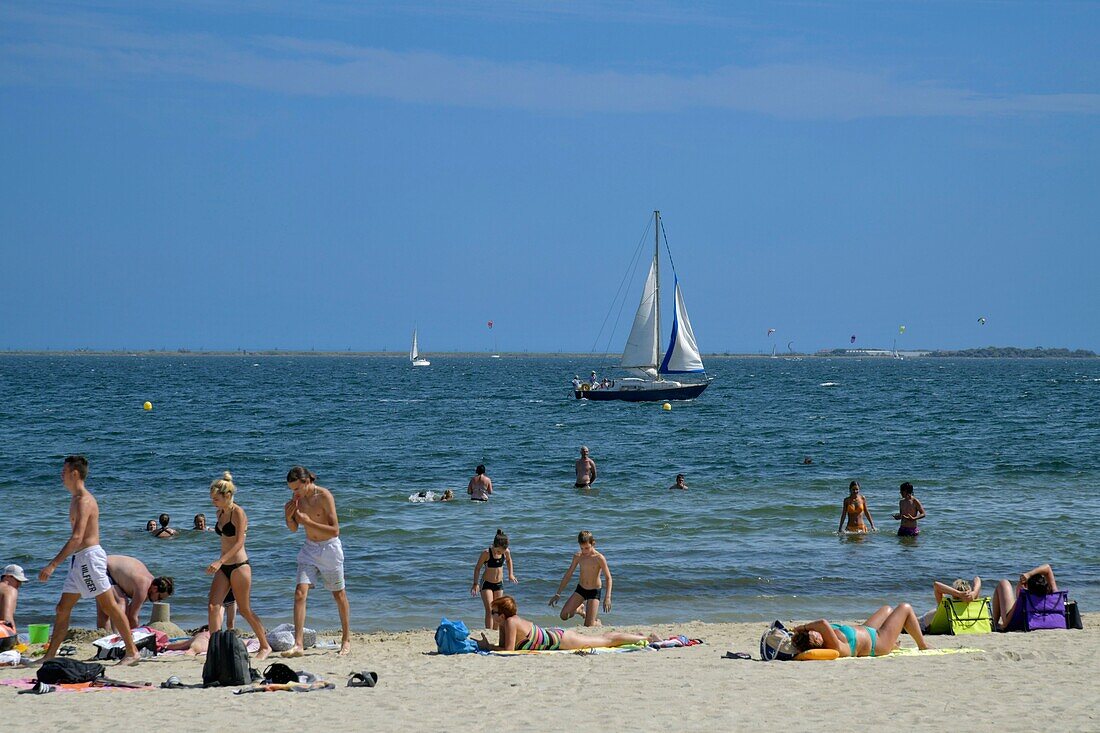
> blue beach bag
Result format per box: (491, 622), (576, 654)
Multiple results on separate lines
(435, 617), (478, 655)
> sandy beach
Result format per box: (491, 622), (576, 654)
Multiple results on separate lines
(3, 616), (1097, 733)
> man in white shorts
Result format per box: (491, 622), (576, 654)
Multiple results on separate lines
(39, 456), (140, 665)
(283, 466), (351, 656)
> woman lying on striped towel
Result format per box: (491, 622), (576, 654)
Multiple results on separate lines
(476, 596), (660, 652)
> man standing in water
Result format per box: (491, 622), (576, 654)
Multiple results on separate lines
(283, 466), (351, 656)
(575, 447), (597, 488)
(39, 456), (141, 666)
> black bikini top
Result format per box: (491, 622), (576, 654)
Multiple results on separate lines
(215, 510), (237, 537)
(486, 548), (505, 568)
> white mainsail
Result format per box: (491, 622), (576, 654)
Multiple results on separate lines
(411, 329), (419, 361)
(659, 279), (705, 373)
(620, 257), (659, 371)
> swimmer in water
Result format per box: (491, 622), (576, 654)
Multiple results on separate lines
(838, 481), (875, 534)
(575, 447), (597, 488)
(893, 482), (925, 537)
(669, 474), (688, 490)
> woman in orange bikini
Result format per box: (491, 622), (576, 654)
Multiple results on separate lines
(838, 481), (876, 534)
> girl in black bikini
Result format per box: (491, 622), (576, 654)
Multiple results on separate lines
(471, 529), (518, 630)
(206, 471), (272, 660)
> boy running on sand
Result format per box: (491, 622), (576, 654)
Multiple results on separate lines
(39, 456), (141, 666)
(548, 531), (612, 627)
(283, 466), (351, 656)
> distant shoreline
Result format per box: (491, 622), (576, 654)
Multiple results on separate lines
(0, 347), (1094, 359)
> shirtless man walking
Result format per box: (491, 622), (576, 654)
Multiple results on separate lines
(283, 466), (351, 656)
(98, 555), (174, 631)
(39, 456), (140, 665)
(575, 446), (597, 488)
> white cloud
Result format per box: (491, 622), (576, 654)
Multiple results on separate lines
(2, 5), (1099, 119)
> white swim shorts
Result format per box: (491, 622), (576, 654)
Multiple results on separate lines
(296, 537), (345, 592)
(62, 545), (112, 599)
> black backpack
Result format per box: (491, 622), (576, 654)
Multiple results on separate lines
(201, 630), (255, 687)
(38, 659), (106, 684)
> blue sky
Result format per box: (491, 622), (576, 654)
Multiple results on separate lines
(1, 1), (1097, 353)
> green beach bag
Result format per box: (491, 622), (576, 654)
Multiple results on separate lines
(927, 597), (993, 635)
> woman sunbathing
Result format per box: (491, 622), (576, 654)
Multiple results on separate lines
(919, 576), (982, 630)
(791, 603), (931, 658)
(991, 564), (1057, 630)
(477, 596), (659, 652)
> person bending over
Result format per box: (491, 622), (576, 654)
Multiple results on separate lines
(98, 555), (173, 631)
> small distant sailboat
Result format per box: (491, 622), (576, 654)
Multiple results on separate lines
(410, 328), (430, 367)
(893, 339), (904, 360)
(574, 211), (711, 402)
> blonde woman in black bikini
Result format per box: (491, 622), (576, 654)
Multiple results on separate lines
(477, 596), (659, 652)
(470, 529), (518, 630)
(206, 471), (272, 660)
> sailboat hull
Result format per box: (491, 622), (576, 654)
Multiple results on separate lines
(574, 381), (709, 402)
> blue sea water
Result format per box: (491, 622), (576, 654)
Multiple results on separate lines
(1, 355), (1098, 632)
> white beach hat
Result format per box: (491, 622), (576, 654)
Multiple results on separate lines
(2, 564), (27, 582)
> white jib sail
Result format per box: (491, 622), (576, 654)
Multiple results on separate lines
(620, 258), (659, 370)
(660, 281), (705, 373)
(411, 329), (419, 361)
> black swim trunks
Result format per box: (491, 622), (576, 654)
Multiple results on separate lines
(575, 584), (601, 601)
(481, 581), (503, 592)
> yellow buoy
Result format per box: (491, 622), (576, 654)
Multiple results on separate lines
(143, 401), (153, 411)
(662, 402), (672, 411)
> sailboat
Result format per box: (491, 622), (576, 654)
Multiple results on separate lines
(574, 211), (711, 402)
(410, 328), (430, 367)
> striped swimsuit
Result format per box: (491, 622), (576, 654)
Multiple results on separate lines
(517, 623), (565, 651)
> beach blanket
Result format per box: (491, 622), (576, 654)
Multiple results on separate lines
(487, 638), (703, 656)
(837, 647), (982, 661)
(0, 678), (153, 693)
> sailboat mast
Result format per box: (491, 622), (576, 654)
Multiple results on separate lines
(654, 210), (661, 366)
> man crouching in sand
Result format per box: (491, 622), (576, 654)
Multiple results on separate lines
(39, 456), (141, 666)
(283, 466), (351, 656)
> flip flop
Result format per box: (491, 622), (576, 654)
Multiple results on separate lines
(18, 681), (55, 695)
(58, 645), (77, 657)
(723, 652), (753, 660)
(160, 676), (184, 689)
(347, 671), (377, 688)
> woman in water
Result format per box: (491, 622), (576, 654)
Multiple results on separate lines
(477, 596), (659, 652)
(206, 471), (271, 660)
(837, 481), (875, 534)
(470, 529), (518, 629)
(791, 603), (931, 658)
(467, 465), (493, 502)
(991, 564), (1057, 630)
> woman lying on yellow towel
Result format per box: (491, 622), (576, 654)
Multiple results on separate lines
(791, 603), (932, 658)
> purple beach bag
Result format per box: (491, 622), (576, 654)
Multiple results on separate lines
(1005, 590), (1068, 632)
